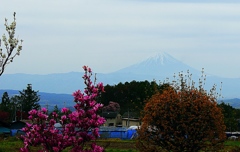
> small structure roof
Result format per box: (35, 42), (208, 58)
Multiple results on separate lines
(10, 121), (26, 129)
(122, 112), (139, 119)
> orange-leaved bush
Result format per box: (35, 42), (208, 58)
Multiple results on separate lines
(137, 72), (226, 152)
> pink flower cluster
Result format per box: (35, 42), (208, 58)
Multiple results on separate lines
(20, 66), (106, 152)
(102, 101), (120, 112)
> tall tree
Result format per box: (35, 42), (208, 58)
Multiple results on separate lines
(218, 102), (238, 132)
(0, 92), (23, 122)
(0, 92), (11, 122)
(10, 95), (21, 121)
(0, 92), (11, 112)
(137, 73), (226, 152)
(19, 84), (40, 114)
(98, 80), (164, 115)
(0, 12), (23, 76)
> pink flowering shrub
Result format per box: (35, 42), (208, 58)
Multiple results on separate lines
(102, 101), (120, 112)
(20, 66), (106, 152)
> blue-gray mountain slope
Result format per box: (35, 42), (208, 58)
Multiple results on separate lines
(0, 52), (239, 99)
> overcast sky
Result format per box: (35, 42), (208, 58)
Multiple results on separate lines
(0, 0), (240, 78)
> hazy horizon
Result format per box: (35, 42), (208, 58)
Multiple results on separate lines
(1, 0), (240, 78)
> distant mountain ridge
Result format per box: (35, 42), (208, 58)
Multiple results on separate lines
(115, 52), (200, 76)
(0, 90), (74, 111)
(0, 72), (84, 94)
(0, 52), (239, 99)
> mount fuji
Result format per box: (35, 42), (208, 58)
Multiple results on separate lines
(0, 52), (239, 100)
(114, 52), (200, 77)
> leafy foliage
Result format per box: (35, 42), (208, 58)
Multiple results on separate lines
(137, 72), (226, 152)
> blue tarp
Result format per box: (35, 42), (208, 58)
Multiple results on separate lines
(10, 126), (138, 140)
(10, 129), (18, 136)
(99, 128), (137, 140)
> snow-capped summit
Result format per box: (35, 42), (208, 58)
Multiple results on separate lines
(0, 51), (239, 98)
(115, 52), (199, 77)
(144, 52), (179, 65)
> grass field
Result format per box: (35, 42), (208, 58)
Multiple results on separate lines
(0, 137), (138, 152)
(1, 136), (240, 152)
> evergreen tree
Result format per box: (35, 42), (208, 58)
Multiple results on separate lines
(0, 92), (11, 112)
(0, 92), (11, 122)
(10, 95), (21, 121)
(218, 102), (238, 132)
(0, 92), (23, 121)
(98, 80), (166, 115)
(19, 84), (40, 114)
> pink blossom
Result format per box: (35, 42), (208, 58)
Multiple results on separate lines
(91, 143), (104, 152)
(49, 119), (56, 126)
(97, 82), (104, 92)
(41, 107), (47, 113)
(28, 115), (33, 120)
(73, 90), (82, 101)
(82, 65), (87, 71)
(20, 147), (29, 152)
(53, 147), (59, 152)
(92, 87), (98, 93)
(61, 107), (69, 113)
(21, 66), (105, 152)
(52, 112), (58, 118)
(28, 109), (37, 115)
(88, 67), (92, 73)
(61, 115), (67, 121)
(37, 112), (48, 120)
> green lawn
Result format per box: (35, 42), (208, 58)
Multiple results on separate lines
(0, 137), (138, 152)
(1, 136), (240, 152)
